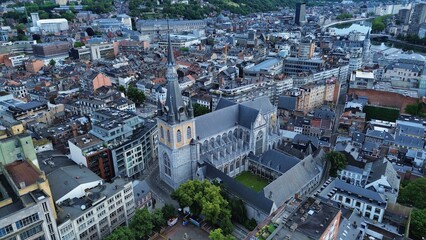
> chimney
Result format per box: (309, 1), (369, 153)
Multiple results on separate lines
(19, 181), (26, 188)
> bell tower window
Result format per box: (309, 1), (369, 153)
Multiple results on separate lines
(187, 126), (192, 139)
(177, 130), (182, 142)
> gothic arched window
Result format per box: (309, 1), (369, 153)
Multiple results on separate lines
(167, 130), (171, 143)
(163, 153), (171, 176)
(187, 126), (192, 139)
(255, 131), (264, 155)
(160, 126), (164, 139)
(177, 130), (182, 142)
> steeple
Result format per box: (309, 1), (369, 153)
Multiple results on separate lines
(363, 30), (371, 63)
(163, 19), (188, 124)
(167, 19), (175, 66)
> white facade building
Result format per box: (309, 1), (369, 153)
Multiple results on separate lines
(37, 19), (69, 33)
(56, 179), (135, 240)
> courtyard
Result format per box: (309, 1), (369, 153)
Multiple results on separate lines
(152, 221), (210, 240)
(235, 171), (269, 192)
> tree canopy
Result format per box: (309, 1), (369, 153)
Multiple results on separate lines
(410, 209), (426, 240)
(171, 180), (233, 234)
(193, 103), (210, 117)
(126, 85), (146, 106)
(371, 15), (391, 33)
(209, 228), (235, 240)
(130, 208), (154, 238)
(105, 227), (135, 240)
(325, 151), (347, 177)
(398, 178), (426, 209)
(404, 101), (426, 117)
(336, 13), (353, 20)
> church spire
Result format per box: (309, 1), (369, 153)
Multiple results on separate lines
(163, 18), (188, 124)
(167, 19), (175, 66)
(365, 30), (370, 40)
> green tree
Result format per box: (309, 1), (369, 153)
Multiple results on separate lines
(398, 178), (426, 209)
(325, 151), (347, 177)
(404, 101), (424, 116)
(49, 59), (56, 66)
(161, 204), (176, 220)
(193, 103), (210, 117)
(130, 208), (154, 239)
(336, 13), (353, 20)
(209, 228), (235, 240)
(229, 198), (247, 224)
(410, 209), (426, 240)
(61, 11), (76, 21)
(105, 227), (135, 240)
(74, 42), (84, 48)
(127, 85), (146, 106)
(151, 209), (166, 232)
(118, 85), (126, 94)
(171, 180), (231, 230)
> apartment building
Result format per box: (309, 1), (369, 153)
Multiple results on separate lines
(71, 99), (107, 116)
(349, 70), (375, 89)
(80, 72), (112, 94)
(0, 161), (59, 240)
(320, 179), (387, 223)
(287, 79), (339, 114)
(0, 133), (38, 167)
(68, 133), (114, 181)
(111, 120), (158, 178)
(40, 158), (135, 240)
(4, 54), (29, 67)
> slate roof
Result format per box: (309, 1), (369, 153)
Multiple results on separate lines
(369, 159), (400, 190)
(240, 96), (275, 114)
(362, 141), (380, 153)
(195, 104), (239, 140)
(195, 96), (273, 140)
(397, 123), (424, 137)
(249, 149), (300, 174)
(215, 98), (237, 110)
(394, 134), (424, 149)
(46, 165), (102, 201)
(204, 164), (273, 214)
(313, 107), (336, 120)
(345, 165), (364, 174)
(263, 153), (323, 207)
(352, 132), (365, 144)
(332, 179), (386, 205)
(278, 96), (297, 111)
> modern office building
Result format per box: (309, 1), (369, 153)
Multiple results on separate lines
(32, 42), (71, 58)
(295, 2), (306, 25)
(408, 3), (426, 34)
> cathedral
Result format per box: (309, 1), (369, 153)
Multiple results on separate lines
(157, 31), (282, 189)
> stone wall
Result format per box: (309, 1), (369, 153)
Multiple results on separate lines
(348, 89), (418, 113)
